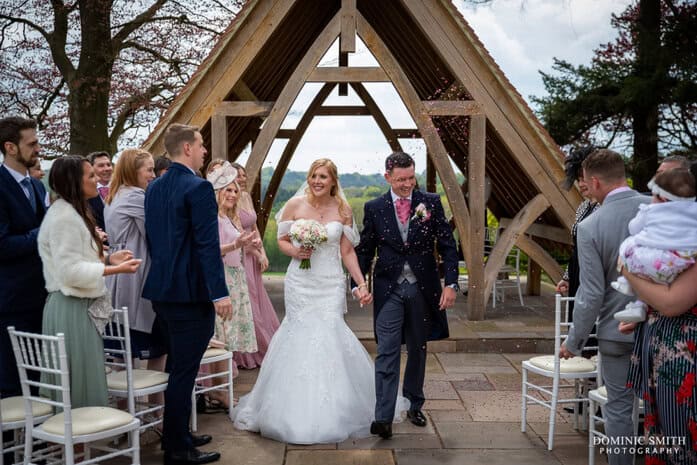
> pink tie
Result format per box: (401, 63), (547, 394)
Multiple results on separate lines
(395, 198), (410, 224)
(98, 186), (109, 200)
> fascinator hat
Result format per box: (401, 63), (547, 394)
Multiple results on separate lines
(207, 161), (238, 190)
(562, 145), (596, 190)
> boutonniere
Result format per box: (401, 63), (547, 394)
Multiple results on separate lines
(411, 203), (431, 221)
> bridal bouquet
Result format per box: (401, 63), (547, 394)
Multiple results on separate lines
(289, 219), (328, 269)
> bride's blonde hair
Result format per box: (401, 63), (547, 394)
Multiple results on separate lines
(305, 158), (351, 220)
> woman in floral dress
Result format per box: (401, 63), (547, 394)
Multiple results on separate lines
(622, 263), (697, 464)
(206, 161), (257, 407)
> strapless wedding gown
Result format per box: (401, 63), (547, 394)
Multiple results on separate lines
(231, 221), (405, 444)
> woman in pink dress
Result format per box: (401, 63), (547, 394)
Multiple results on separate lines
(231, 162), (280, 368)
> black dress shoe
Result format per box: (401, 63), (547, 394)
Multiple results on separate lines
(407, 409), (427, 427)
(370, 421), (392, 439)
(161, 433), (213, 451)
(191, 434), (212, 447)
(163, 448), (220, 465)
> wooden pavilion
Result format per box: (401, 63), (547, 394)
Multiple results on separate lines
(143, 0), (582, 320)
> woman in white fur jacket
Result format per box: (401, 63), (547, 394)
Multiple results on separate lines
(38, 156), (141, 408)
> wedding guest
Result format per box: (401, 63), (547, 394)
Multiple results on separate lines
(230, 162), (280, 368)
(29, 158), (45, 181)
(0, 117), (48, 398)
(104, 148), (167, 373)
(87, 151), (113, 231)
(38, 155), (141, 407)
(155, 156), (172, 178)
(143, 124), (229, 464)
(621, 261), (697, 464)
(205, 162), (256, 407)
(556, 146), (600, 316)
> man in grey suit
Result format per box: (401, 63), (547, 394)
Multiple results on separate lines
(560, 149), (649, 465)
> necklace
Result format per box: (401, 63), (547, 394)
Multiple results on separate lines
(306, 198), (331, 221)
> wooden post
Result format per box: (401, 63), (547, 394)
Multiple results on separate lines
(467, 115), (486, 320)
(211, 114), (227, 160)
(426, 154), (436, 193)
(527, 259), (541, 296)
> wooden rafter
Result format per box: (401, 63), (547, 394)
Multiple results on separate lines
(257, 83), (337, 233)
(245, 12), (342, 189)
(356, 13), (473, 275)
(483, 194), (551, 304)
(499, 218), (572, 245)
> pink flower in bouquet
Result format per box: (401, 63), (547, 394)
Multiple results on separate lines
(289, 219), (328, 269)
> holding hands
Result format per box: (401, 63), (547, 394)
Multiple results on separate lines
(352, 283), (373, 308)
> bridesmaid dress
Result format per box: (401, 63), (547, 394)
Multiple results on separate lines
(235, 208), (280, 368)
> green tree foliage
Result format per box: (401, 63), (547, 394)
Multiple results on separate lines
(534, 0), (697, 190)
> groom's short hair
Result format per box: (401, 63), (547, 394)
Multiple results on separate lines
(385, 152), (415, 172)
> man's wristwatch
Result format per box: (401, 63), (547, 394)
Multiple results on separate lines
(446, 283), (460, 292)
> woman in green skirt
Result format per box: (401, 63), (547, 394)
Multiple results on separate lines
(38, 156), (141, 408)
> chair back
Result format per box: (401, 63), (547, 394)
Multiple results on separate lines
(7, 327), (69, 436)
(103, 307), (135, 414)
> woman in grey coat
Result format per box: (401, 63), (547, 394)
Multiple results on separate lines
(105, 148), (167, 368)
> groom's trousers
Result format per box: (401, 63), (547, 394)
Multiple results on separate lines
(374, 280), (430, 422)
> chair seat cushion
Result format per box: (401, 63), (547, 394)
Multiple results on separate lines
(203, 348), (229, 359)
(41, 407), (135, 436)
(591, 385), (608, 399)
(528, 355), (596, 373)
(1, 396), (53, 423)
(107, 369), (168, 390)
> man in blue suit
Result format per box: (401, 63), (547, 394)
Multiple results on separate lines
(355, 152), (459, 439)
(0, 117), (48, 399)
(143, 123), (230, 465)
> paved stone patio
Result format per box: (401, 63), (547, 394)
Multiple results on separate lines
(133, 276), (622, 465)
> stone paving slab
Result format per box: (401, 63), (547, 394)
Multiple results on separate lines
(285, 450), (395, 465)
(434, 422), (544, 449)
(458, 391), (567, 423)
(338, 434), (442, 450)
(436, 353), (518, 374)
(394, 449), (560, 465)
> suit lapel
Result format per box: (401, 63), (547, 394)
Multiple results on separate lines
(406, 190), (423, 243)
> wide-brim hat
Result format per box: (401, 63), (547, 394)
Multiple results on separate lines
(207, 161), (238, 190)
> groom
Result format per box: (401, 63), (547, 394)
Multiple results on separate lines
(355, 152), (459, 439)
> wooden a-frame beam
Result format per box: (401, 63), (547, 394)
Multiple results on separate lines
(498, 218), (572, 245)
(402, 0), (577, 229)
(307, 67), (389, 83)
(214, 101), (274, 117)
(482, 194), (550, 305)
(258, 83), (337, 234)
(423, 100), (482, 116)
(245, 12), (342, 189)
(356, 14), (474, 282)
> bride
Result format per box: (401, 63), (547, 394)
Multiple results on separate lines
(231, 158), (404, 444)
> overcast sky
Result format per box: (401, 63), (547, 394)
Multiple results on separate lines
(233, 0), (632, 176)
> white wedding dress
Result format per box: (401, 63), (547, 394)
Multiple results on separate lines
(231, 220), (405, 444)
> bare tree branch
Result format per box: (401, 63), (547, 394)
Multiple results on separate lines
(112, 0), (167, 51)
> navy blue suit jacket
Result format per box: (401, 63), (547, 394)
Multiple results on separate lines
(355, 189), (459, 341)
(88, 195), (105, 231)
(142, 162), (227, 305)
(0, 165), (48, 314)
